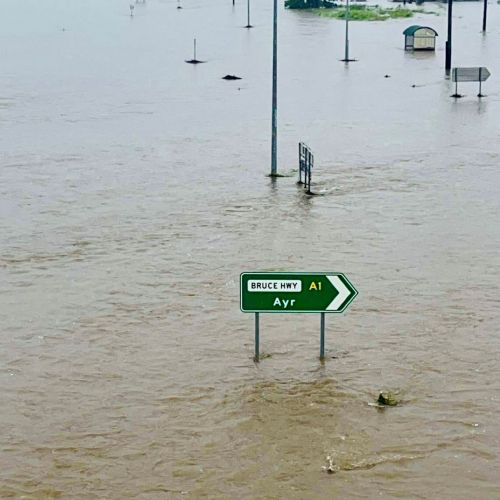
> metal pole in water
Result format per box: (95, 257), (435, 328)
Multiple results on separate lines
(254, 313), (260, 362)
(307, 161), (311, 193)
(320, 313), (325, 360)
(246, 0), (252, 27)
(482, 0), (487, 32)
(445, 0), (453, 72)
(194, 38), (197, 61)
(298, 143), (302, 184)
(271, 0), (278, 176)
(344, 0), (350, 62)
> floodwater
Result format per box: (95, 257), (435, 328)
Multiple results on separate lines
(1, 0), (500, 497)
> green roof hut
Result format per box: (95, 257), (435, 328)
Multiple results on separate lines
(403, 25), (438, 51)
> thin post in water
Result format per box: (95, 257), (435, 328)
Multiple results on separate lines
(254, 313), (260, 362)
(340, 0), (355, 62)
(245, 0), (252, 27)
(320, 313), (325, 360)
(298, 143), (302, 184)
(344, 0), (349, 62)
(271, 0), (278, 176)
(306, 153), (311, 193)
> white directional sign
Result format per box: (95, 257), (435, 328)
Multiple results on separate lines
(452, 67), (491, 83)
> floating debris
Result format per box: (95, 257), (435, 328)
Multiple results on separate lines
(322, 455), (339, 474)
(377, 391), (399, 406)
(222, 75), (242, 80)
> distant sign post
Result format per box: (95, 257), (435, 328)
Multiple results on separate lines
(240, 272), (358, 361)
(298, 142), (313, 194)
(452, 67), (491, 98)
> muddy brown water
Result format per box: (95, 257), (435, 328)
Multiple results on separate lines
(1, 0), (500, 498)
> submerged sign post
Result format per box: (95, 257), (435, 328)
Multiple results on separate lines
(240, 272), (358, 361)
(298, 142), (313, 194)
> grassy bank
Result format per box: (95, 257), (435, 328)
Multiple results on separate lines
(311, 5), (433, 21)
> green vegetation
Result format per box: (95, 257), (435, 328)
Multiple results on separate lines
(285, 0), (436, 21)
(313, 5), (427, 21)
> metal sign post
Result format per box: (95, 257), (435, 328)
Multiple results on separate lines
(254, 312), (260, 361)
(241, 272), (358, 361)
(320, 313), (326, 360)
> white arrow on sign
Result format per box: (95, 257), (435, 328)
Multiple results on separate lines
(326, 275), (351, 311)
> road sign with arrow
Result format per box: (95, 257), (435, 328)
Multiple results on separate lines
(240, 272), (357, 313)
(451, 67), (491, 98)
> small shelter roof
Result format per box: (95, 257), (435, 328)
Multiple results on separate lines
(403, 25), (438, 36)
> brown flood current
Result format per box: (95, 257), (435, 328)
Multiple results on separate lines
(1, 0), (500, 498)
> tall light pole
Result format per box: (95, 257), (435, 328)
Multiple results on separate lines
(445, 0), (453, 73)
(341, 0), (355, 62)
(482, 0), (487, 32)
(271, 0), (278, 176)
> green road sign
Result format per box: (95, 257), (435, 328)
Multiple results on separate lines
(240, 272), (358, 313)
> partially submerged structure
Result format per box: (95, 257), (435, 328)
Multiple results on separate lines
(403, 25), (438, 51)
